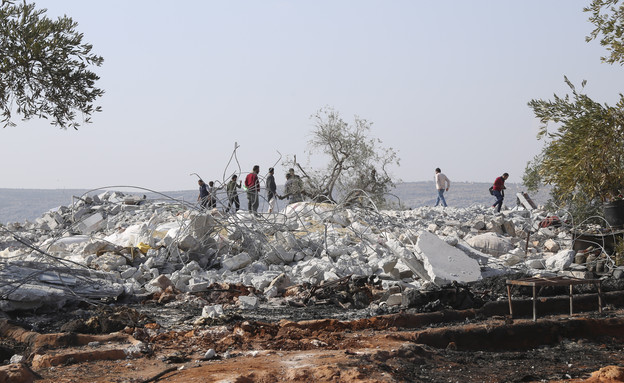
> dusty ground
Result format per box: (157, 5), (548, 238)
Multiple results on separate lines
(3, 275), (624, 383)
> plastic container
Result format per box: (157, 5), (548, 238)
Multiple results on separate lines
(604, 200), (624, 228)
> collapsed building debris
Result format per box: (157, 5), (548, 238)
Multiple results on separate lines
(3, 189), (624, 381)
(1, 189), (622, 318)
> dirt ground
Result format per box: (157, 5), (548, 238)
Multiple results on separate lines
(3, 275), (624, 383)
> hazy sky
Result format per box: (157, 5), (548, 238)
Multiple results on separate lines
(2, 1), (622, 190)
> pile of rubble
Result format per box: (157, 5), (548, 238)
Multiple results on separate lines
(0, 190), (619, 315)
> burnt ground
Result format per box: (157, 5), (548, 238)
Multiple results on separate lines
(2, 273), (624, 382)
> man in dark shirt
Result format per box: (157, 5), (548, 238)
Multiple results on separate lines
(197, 180), (209, 209)
(225, 175), (241, 213)
(266, 167), (277, 213)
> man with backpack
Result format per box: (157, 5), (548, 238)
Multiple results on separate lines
(492, 172), (509, 213)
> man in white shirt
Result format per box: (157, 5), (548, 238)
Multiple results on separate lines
(434, 168), (450, 207)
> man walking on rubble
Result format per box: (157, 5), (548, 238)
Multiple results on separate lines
(266, 167), (277, 213)
(225, 174), (241, 213)
(197, 179), (209, 209)
(207, 181), (217, 209)
(491, 172), (509, 213)
(434, 168), (450, 207)
(245, 165), (261, 215)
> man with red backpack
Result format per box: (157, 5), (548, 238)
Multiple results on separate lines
(491, 172), (509, 213)
(245, 165), (261, 215)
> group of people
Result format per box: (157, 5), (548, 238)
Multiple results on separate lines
(197, 180), (217, 209)
(433, 168), (509, 212)
(200, 166), (511, 214)
(196, 166), (305, 215)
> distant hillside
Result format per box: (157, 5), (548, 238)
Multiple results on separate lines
(0, 182), (549, 224)
(0, 189), (88, 225)
(391, 181), (550, 209)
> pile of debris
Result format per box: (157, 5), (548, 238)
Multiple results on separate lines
(1, 190), (620, 317)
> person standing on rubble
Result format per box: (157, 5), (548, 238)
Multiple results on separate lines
(225, 175), (241, 213)
(245, 165), (261, 215)
(197, 180), (210, 209)
(434, 168), (450, 207)
(279, 173), (304, 204)
(207, 181), (217, 209)
(266, 167), (277, 213)
(491, 172), (509, 213)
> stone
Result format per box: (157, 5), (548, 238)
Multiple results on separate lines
(9, 355), (25, 364)
(502, 221), (516, 237)
(386, 293), (403, 306)
(222, 253), (252, 271)
(238, 295), (259, 309)
(120, 267), (138, 279)
(178, 234), (199, 251)
(543, 239), (560, 252)
(267, 273), (291, 293)
(545, 249), (575, 271)
(526, 258), (545, 269)
(466, 233), (514, 257)
(76, 212), (106, 234)
(202, 304), (224, 318)
(500, 254), (522, 266)
(149, 275), (174, 291)
(414, 231), (481, 285)
(203, 349), (217, 360)
(473, 221), (486, 230)
(380, 258), (398, 273)
(188, 280), (209, 292)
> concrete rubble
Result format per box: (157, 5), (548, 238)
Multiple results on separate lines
(0, 191), (619, 313)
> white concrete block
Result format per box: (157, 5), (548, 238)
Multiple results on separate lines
(301, 264), (319, 278)
(264, 286), (278, 298)
(178, 234), (199, 251)
(76, 212), (106, 234)
(380, 258), (398, 273)
(120, 267), (138, 279)
(188, 280), (209, 292)
(466, 233), (514, 256)
(500, 254), (522, 266)
(203, 349), (217, 360)
(545, 249), (575, 271)
(202, 304), (224, 318)
(238, 295), (259, 309)
(222, 252), (252, 271)
(386, 293), (403, 306)
(149, 275), (174, 291)
(92, 254), (127, 272)
(415, 230), (481, 285)
(544, 239), (560, 252)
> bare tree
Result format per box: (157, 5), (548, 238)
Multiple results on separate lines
(295, 107), (400, 207)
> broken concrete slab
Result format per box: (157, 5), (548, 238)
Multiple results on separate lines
(75, 212), (106, 234)
(0, 261), (123, 312)
(414, 231), (481, 286)
(545, 249), (575, 271)
(466, 233), (514, 256)
(516, 192), (537, 210)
